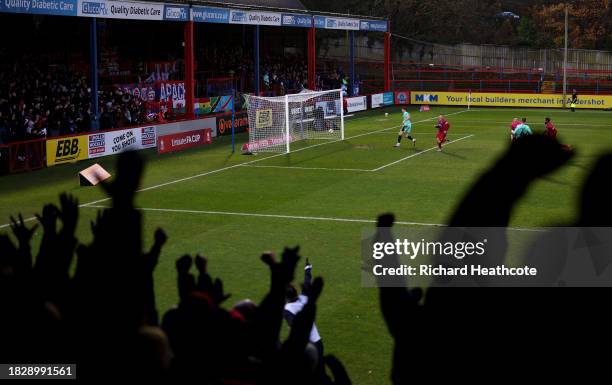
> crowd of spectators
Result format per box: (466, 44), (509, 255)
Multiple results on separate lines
(0, 55), (173, 144)
(0, 58), (91, 143)
(316, 67), (348, 92)
(0, 49), (352, 145)
(198, 45), (311, 96)
(262, 56), (309, 95)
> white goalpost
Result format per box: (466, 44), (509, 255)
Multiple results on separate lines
(244, 89), (345, 153)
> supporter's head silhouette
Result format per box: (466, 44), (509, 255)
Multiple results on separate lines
(286, 284), (299, 302)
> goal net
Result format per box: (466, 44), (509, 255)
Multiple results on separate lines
(244, 89), (344, 153)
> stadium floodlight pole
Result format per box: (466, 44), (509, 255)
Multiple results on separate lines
(285, 94), (290, 153)
(562, 3), (569, 108)
(90, 18), (99, 130)
(231, 88), (236, 153)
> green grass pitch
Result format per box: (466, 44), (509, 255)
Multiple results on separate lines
(1, 106), (611, 384)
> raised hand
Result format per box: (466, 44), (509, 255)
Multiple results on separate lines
(280, 276), (325, 382)
(89, 209), (110, 243)
(261, 246), (301, 289)
(324, 355), (352, 385)
(195, 254), (207, 274)
(176, 254), (193, 274)
(210, 277), (231, 305)
(194, 255), (230, 305)
(154, 227), (167, 247)
(143, 227), (167, 272)
(176, 254), (195, 302)
(35, 204), (59, 235)
(10, 214), (38, 248)
(58, 193), (79, 235)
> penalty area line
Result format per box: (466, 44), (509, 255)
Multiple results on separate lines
(371, 134), (475, 172)
(242, 165), (373, 172)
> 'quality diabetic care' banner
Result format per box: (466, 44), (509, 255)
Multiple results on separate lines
(76, 0), (188, 21)
(411, 91), (612, 109)
(314, 15), (359, 30)
(0, 0), (77, 16)
(78, 0), (163, 20)
(229, 9), (281, 26)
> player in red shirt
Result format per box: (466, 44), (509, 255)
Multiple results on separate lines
(544, 117), (572, 151)
(510, 117), (520, 142)
(435, 115), (450, 151)
(544, 117), (557, 140)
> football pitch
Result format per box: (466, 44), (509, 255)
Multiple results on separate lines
(1, 105), (611, 384)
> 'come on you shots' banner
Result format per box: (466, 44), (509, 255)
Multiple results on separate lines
(410, 91), (612, 109)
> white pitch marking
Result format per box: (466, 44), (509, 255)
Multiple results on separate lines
(371, 135), (475, 172)
(243, 165), (373, 172)
(468, 108), (607, 114)
(445, 119), (612, 127)
(84, 205), (446, 227)
(80, 109), (471, 208)
(82, 205), (547, 232)
(1, 109), (472, 227)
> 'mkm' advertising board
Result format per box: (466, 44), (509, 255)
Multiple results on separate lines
(411, 91), (612, 109)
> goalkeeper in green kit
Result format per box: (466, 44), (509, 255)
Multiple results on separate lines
(394, 107), (416, 147)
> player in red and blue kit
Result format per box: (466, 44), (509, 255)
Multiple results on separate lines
(435, 115), (450, 151)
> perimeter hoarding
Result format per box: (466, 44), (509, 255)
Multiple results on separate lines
(77, 0), (165, 20)
(190, 6), (228, 23)
(46, 135), (88, 166)
(88, 126), (156, 159)
(217, 111), (249, 136)
(394, 91), (410, 105)
(371, 93), (384, 109)
(229, 9), (281, 26)
(346, 96), (367, 113)
(157, 128), (212, 154)
(281, 13), (311, 27)
(410, 91), (612, 109)
(0, 0), (77, 16)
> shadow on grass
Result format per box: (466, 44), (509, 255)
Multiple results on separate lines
(439, 150), (467, 160)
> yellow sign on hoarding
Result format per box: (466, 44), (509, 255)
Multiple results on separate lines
(46, 135), (89, 167)
(411, 91), (612, 109)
